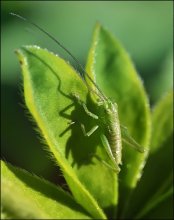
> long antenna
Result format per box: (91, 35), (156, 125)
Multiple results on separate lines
(10, 12), (107, 101)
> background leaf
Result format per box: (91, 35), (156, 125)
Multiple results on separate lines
(148, 52), (173, 103)
(141, 194), (173, 219)
(150, 91), (173, 153)
(124, 91), (173, 218)
(1, 160), (92, 219)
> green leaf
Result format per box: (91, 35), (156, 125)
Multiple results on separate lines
(1, 160), (92, 219)
(87, 23), (151, 188)
(16, 45), (115, 218)
(135, 91), (173, 218)
(151, 91), (173, 154)
(125, 136), (173, 218)
(141, 194), (173, 219)
(149, 52), (173, 102)
(86, 24), (151, 217)
(123, 91), (173, 218)
(135, 177), (173, 219)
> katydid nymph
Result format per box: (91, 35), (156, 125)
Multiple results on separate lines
(10, 13), (146, 173)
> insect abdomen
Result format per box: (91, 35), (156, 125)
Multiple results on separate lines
(109, 118), (122, 165)
(106, 103), (122, 165)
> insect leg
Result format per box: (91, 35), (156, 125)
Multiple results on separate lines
(71, 93), (98, 119)
(100, 134), (120, 173)
(93, 155), (119, 172)
(81, 103), (98, 119)
(80, 124), (98, 137)
(121, 125), (146, 153)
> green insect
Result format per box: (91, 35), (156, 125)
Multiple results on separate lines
(10, 12), (145, 172)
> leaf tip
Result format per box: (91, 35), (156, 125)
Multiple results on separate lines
(94, 21), (102, 32)
(15, 49), (24, 66)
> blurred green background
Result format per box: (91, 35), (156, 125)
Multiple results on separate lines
(1, 1), (173, 185)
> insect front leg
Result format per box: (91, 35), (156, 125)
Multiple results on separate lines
(81, 103), (98, 120)
(71, 92), (99, 136)
(71, 92), (98, 120)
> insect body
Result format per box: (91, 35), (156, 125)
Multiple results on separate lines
(99, 100), (122, 167)
(10, 12), (145, 172)
(73, 92), (122, 172)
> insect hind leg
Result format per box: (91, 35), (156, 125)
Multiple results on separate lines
(100, 134), (120, 173)
(93, 155), (119, 173)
